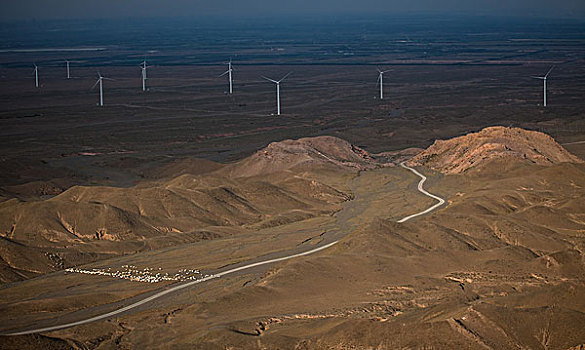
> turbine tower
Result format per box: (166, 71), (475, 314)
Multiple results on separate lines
(376, 68), (392, 100)
(92, 73), (112, 106)
(219, 59), (234, 94)
(262, 72), (292, 116)
(140, 59), (149, 92)
(66, 60), (70, 79)
(33, 64), (39, 88)
(531, 66), (553, 107)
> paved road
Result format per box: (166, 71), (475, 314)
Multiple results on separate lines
(562, 140), (585, 145)
(398, 163), (446, 223)
(3, 164), (445, 336)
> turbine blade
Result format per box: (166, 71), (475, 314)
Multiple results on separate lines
(530, 76), (545, 80)
(262, 76), (278, 83)
(91, 79), (100, 90)
(219, 70), (230, 77)
(545, 65), (554, 78)
(278, 71), (292, 82)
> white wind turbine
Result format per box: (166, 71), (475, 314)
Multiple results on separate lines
(376, 68), (392, 100)
(140, 59), (149, 91)
(91, 73), (113, 106)
(262, 72), (292, 116)
(33, 64), (39, 88)
(531, 66), (553, 107)
(66, 60), (70, 79)
(219, 59), (234, 94)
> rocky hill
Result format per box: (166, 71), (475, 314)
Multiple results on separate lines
(407, 126), (583, 174)
(221, 136), (377, 178)
(0, 136), (363, 284)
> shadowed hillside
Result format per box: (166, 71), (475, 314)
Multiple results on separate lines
(0, 136), (369, 284)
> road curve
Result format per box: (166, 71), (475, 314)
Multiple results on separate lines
(4, 164), (445, 336)
(397, 162), (445, 223)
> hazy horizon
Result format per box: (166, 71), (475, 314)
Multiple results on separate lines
(1, 0), (585, 21)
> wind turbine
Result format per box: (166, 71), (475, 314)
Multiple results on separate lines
(262, 72), (292, 116)
(531, 66), (553, 107)
(66, 60), (70, 79)
(376, 68), (392, 100)
(33, 64), (39, 88)
(219, 59), (234, 94)
(91, 73), (113, 106)
(140, 59), (149, 92)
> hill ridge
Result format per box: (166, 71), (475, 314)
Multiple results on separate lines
(407, 126), (583, 174)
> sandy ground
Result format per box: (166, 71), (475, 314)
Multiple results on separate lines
(1, 154), (584, 348)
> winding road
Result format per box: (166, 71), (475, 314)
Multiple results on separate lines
(4, 163), (445, 336)
(397, 163), (446, 223)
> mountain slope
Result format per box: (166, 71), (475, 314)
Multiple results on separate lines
(0, 136), (364, 284)
(407, 126), (582, 174)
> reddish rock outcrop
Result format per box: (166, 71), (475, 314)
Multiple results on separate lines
(407, 126), (582, 174)
(223, 136), (377, 178)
